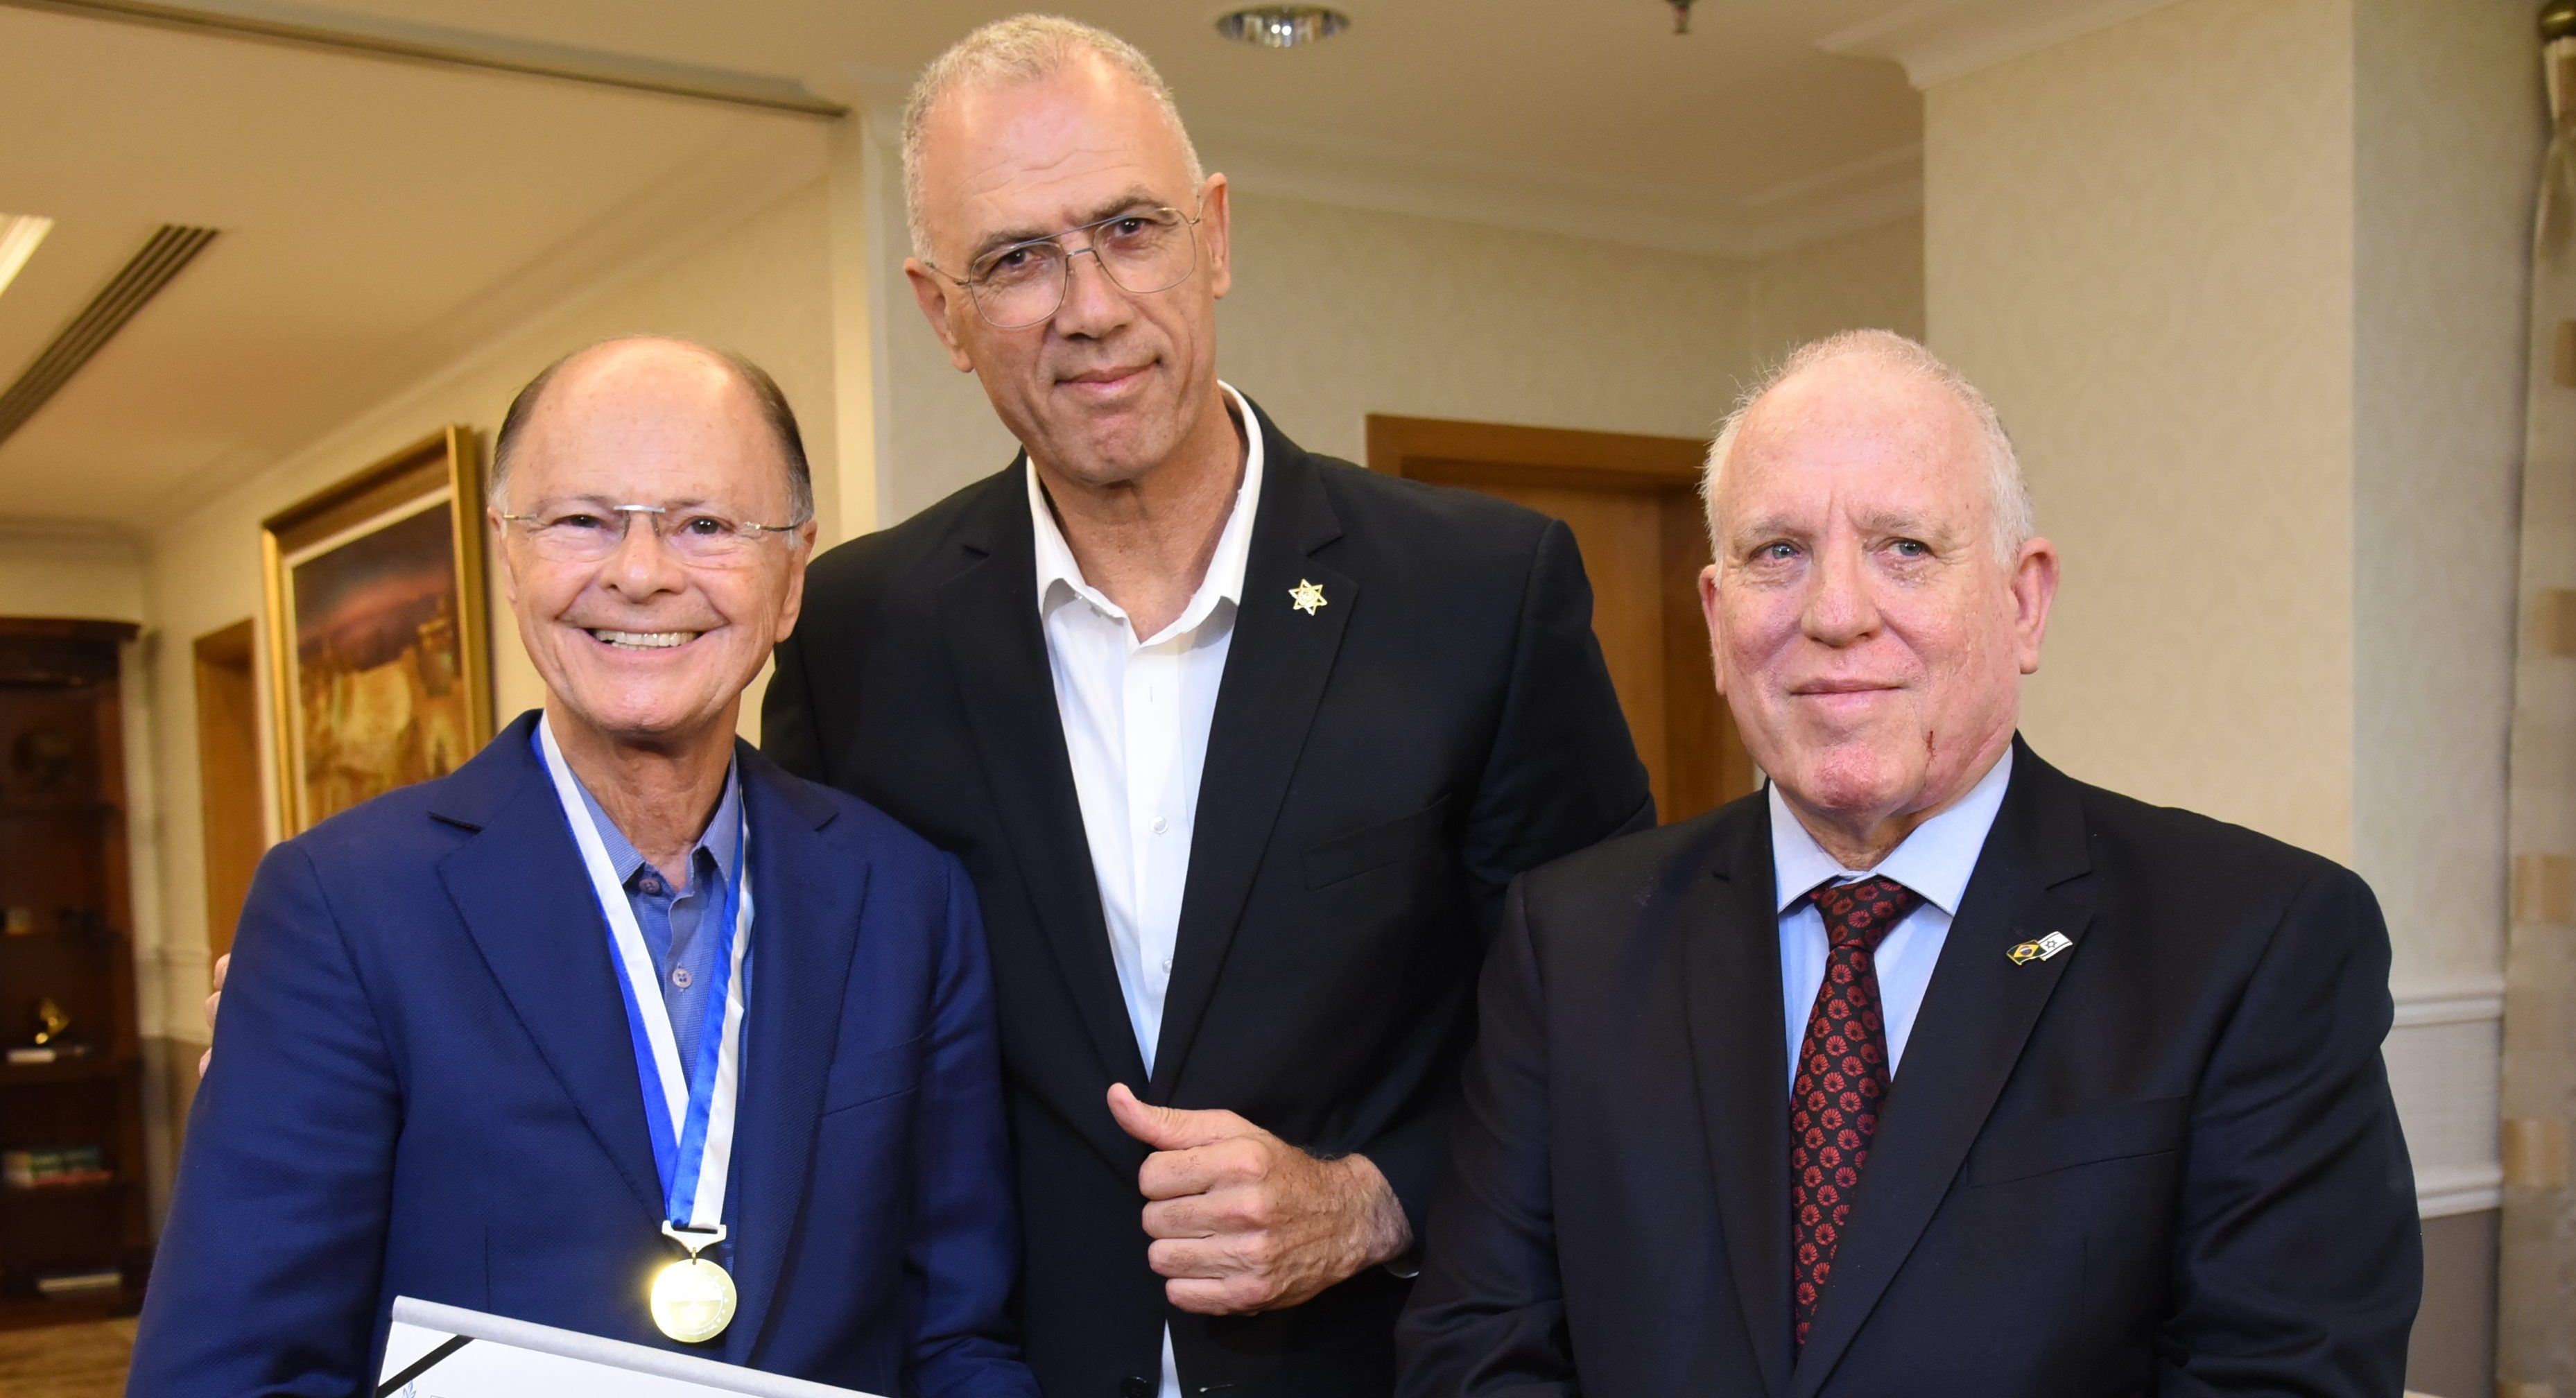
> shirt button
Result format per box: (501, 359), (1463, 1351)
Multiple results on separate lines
(1161, 956), (1173, 974)
(671, 967), (692, 990)
(1150, 816), (1168, 835)
(638, 874), (665, 896)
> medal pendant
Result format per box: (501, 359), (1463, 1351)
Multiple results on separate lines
(652, 1223), (736, 1344)
(651, 1254), (737, 1343)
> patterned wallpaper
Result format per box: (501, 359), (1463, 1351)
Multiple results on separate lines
(1927, 0), (2360, 862)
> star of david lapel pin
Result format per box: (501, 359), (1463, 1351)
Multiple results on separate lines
(2006, 931), (2075, 966)
(1288, 578), (1327, 616)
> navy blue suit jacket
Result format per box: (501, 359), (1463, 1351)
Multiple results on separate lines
(130, 712), (1039, 1398)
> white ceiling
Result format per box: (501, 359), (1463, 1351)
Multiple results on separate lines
(0, 0), (1928, 531)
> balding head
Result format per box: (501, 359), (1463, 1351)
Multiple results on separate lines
(1704, 330), (2032, 563)
(491, 336), (813, 527)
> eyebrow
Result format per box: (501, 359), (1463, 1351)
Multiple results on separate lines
(1729, 509), (1957, 546)
(965, 187), (1173, 264)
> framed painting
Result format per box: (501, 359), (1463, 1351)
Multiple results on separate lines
(260, 426), (492, 836)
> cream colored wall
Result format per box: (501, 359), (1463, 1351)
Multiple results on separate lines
(1921, 0), (2530, 1324)
(0, 524), (147, 622)
(136, 181), (835, 1044)
(1926, 0), (2359, 863)
(2352, 0), (2537, 995)
(876, 188), (1926, 521)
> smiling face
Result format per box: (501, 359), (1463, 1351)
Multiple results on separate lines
(1701, 352), (2057, 845)
(494, 341), (814, 755)
(903, 53), (1232, 490)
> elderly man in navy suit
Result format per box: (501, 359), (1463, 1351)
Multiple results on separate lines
(1398, 331), (2420, 1397)
(132, 338), (1039, 1397)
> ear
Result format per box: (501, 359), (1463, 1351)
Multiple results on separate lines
(489, 509), (522, 607)
(774, 520), (819, 644)
(1197, 173), (1233, 300)
(1698, 561), (1728, 698)
(904, 259), (979, 373)
(2007, 536), (2059, 675)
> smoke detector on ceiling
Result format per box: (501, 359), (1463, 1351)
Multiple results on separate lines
(1215, 6), (1351, 49)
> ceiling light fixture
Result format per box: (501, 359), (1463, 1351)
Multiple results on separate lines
(1215, 6), (1351, 49)
(0, 215), (54, 302)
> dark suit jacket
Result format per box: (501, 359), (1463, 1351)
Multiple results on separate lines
(1397, 739), (2421, 1398)
(130, 713), (1038, 1397)
(762, 400), (1652, 1398)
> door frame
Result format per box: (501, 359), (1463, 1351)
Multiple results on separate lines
(1364, 414), (1756, 819)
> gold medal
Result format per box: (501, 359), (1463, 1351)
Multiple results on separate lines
(651, 1223), (736, 1344)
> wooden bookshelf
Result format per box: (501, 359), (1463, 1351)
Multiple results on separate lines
(0, 618), (148, 1328)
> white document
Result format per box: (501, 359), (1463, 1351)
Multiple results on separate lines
(377, 1297), (883, 1398)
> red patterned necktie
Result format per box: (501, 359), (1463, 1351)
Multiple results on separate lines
(1790, 875), (1923, 1351)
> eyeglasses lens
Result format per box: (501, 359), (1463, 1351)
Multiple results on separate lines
(970, 212), (1198, 329)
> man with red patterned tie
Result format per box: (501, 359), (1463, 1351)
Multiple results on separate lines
(1396, 330), (2422, 1397)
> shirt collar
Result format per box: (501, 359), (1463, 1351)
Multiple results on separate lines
(1028, 381), (1263, 643)
(1768, 745), (2014, 918)
(571, 754), (744, 893)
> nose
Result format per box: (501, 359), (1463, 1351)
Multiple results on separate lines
(1801, 537), (1881, 647)
(598, 512), (686, 600)
(1050, 243), (1134, 339)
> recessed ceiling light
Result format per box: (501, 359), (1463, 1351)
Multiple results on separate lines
(1216, 6), (1351, 49)
(0, 215), (52, 302)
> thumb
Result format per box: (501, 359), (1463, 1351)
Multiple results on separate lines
(1107, 1082), (1234, 1152)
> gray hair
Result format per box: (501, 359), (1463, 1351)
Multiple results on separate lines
(1700, 329), (2034, 562)
(901, 15), (1204, 263)
(489, 336), (814, 526)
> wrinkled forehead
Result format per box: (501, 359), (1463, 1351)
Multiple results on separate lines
(1719, 359), (1989, 535)
(916, 62), (1198, 253)
(514, 350), (790, 510)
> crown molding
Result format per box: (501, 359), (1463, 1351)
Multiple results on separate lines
(1191, 119), (1920, 261)
(3, 0), (843, 115)
(1819, 0), (2186, 90)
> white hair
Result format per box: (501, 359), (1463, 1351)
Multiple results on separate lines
(901, 15), (1205, 263)
(1700, 329), (2036, 562)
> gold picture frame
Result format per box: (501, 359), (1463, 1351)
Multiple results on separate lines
(259, 426), (492, 836)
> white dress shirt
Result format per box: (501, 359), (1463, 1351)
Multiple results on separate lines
(1770, 748), (2014, 1093)
(1030, 384), (1263, 1398)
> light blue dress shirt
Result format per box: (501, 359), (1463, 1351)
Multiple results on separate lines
(569, 761), (745, 1093)
(1770, 748), (2014, 1094)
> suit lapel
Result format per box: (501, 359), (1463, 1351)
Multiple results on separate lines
(1788, 743), (2099, 1397)
(725, 752), (860, 1364)
(1683, 797), (1795, 1398)
(1148, 417), (1354, 1100)
(937, 463), (1149, 1089)
(433, 716), (665, 1227)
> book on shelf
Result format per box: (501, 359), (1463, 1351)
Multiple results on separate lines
(4, 1146), (110, 1189)
(33, 1268), (123, 1297)
(5, 1043), (92, 1066)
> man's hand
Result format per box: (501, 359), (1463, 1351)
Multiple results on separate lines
(198, 952), (227, 1078)
(1107, 1082), (1412, 1315)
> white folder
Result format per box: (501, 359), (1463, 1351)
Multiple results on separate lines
(377, 1296), (883, 1398)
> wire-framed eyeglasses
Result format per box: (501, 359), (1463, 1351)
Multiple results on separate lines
(496, 501), (807, 566)
(931, 203), (1204, 329)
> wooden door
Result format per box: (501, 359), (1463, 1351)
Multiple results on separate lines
(1368, 415), (1757, 824)
(192, 621), (262, 960)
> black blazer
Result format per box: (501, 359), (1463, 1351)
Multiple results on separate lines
(763, 400), (1652, 1398)
(1397, 740), (2420, 1398)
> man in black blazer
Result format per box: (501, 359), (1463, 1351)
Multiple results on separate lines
(1397, 331), (2421, 1397)
(762, 17), (1648, 1398)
